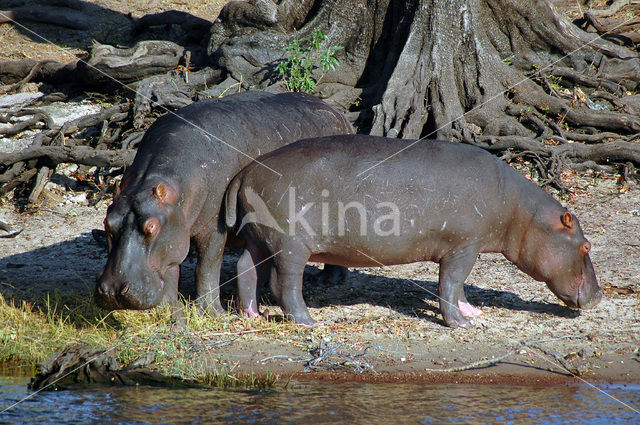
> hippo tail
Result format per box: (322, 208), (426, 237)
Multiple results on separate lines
(224, 176), (242, 229)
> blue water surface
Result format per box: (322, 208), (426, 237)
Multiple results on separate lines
(0, 375), (638, 424)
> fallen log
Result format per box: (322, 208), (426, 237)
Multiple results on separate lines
(0, 6), (92, 30)
(29, 344), (202, 391)
(0, 145), (136, 169)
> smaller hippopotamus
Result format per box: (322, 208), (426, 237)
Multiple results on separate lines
(225, 135), (601, 327)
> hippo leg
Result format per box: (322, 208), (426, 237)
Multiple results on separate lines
(236, 246), (269, 318)
(457, 286), (483, 317)
(161, 265), (186, 326)
(317, 264), (349, 285)
(194, 232), (226, 314)
(270, 255), (315, 325)
(438, 249), (479, 328)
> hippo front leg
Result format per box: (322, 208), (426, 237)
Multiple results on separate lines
(194, 232), (226, 314)
(438, 248), (480, 328)
(160, 264), (186, 326)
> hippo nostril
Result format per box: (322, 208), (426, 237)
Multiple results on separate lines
(120, 283), (130, 295)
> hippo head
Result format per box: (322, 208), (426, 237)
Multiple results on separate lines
(95, 181), (189, 310)
(517, 209), (602, 309)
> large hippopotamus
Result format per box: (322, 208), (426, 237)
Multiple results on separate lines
(95, 91), (353, 316)
(225, 134), (602, 327)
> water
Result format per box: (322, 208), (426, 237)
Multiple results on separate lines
(0, 375), (639, 424)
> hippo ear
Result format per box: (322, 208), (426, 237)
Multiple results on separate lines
(152, 182), (178, 205)
(561, 211), (573, 229)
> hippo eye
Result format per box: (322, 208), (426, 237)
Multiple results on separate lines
(142, 217), (160, 238)
(580, 241), (591, 256)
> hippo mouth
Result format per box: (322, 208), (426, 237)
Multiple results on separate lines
(576, 283), (602, 309)
(551, 275), (602, 310)
(95, 274), (165, 311)
(94, 287), (160, 311)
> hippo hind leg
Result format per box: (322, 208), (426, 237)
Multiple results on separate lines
(270, 254), (315, 325)
(457, 285), (483, 317)
(438, 248), (480, 328)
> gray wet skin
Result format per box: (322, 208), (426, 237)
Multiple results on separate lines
(95, 92), (354, 316)
(225, 135), (602, 328)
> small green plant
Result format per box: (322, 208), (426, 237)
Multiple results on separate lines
(276, 28), (342, 93)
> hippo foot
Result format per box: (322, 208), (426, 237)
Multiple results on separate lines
(443, 311), (473, 328)
(196, 301), (226, 317)
(287, 313), (318, 327)
(237, 300), (260, 319)
(458, 300), (483, 317)
(299, 320), (323, 328)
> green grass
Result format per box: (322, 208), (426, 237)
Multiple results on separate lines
(0, 291), (286, 388)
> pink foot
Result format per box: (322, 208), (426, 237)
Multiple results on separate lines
(238, 300), (260, 318)
(458, 300), (483, 317)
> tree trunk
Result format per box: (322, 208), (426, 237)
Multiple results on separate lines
(207, 0), (640, 186)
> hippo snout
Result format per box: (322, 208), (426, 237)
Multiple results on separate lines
(95, 275), (153, 311)
(95, 277), (130, 310)
(578, 286), (602, 309)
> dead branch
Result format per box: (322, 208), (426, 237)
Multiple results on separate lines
(589, 0), (640, 18)
(424, 352), (512, 372)
(29, 344), (203, 391)
(28, 165), (52, 203)
(0, 6), (92, 30)
(0, 109), (54, 136)
(56, 104), (130, 136)
(0, 220), (23, 238)
(133, 10), (213, 38)
(0, 59), (78, 85)
(0, 146), (136, 169)
(82, 40), (185, 85)
(0, 60), (57, 95)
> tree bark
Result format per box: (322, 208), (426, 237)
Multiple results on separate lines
(206, 0), (640, 186)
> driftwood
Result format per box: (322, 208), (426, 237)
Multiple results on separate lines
(82, 40), (185, 85)
(29, 344), (202, 391)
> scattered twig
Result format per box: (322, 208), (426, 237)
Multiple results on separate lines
(259, 354), (311, 363)
(28, 165), (52, 204)
(0, 220), (22, 238)
(522, 342), (580, 376)
(424, 352), (511, 372)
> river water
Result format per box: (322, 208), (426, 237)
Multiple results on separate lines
(0, 375), (639, 424)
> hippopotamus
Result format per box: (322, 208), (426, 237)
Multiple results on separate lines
(95, 91), (353, 316)
(224, 134), (602, 327)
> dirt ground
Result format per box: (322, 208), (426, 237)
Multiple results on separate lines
(0, 0), (639, 385)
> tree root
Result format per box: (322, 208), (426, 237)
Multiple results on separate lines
(1, 146), (135, 169)
(0, 60), (57, 95)
(0, 5), (92, 30)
